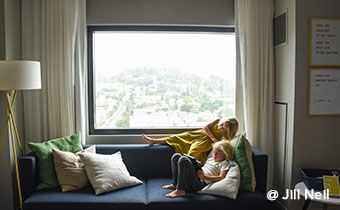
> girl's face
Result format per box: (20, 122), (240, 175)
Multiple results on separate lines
(218, 122), (229, 135)
(213, 148), (226, 162)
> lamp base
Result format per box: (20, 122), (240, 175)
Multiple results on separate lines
(0, 90), (23, 210)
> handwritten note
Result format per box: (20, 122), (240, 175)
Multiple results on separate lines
(309, 69), (340, 115)
(310, 18), (340, 66)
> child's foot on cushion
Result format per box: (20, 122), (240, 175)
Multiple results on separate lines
(142, 134), (154, 146)
(162, 184), (176, 189)
(165, 189), (185, 198)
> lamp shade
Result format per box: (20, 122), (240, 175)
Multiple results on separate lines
(0, 60), (41, 90)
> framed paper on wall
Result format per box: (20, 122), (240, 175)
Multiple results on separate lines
(309, 17), (340, 67)
(308, 68), (340, 116)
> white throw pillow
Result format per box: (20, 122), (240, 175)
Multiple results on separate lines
(53, 145), (96, 192)
(79, 151), (142, 195)
(230, 131), (246, 147)
(199, 161), (240, 199)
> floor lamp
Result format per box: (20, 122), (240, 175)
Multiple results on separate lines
(0, 60), (41, 210)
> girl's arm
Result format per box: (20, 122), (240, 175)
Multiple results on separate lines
(203, 119), (220, 142)
(198, 170), (228, 182)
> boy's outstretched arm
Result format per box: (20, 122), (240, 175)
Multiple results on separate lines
(198, 170), (228, 182)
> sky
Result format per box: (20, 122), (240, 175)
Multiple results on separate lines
(93, 31), (236, 81)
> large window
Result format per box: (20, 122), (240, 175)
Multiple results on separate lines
(88, 26), (235, 135)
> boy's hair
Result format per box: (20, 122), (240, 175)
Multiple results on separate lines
(213, 140), (234, 160)
(219, 117), (239, 140)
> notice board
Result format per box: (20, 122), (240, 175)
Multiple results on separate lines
(308, 68), (340, 116)
(309, 17), (340, 67)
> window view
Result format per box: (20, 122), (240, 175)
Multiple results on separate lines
(91, 29), (235, 131)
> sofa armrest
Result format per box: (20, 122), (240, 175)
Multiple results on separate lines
(19, 154), (38, 200)
(251, 146), (268, 194)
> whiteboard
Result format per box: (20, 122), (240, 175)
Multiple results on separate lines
(309, 17), (340, 67)
(308, 68), (340, 116)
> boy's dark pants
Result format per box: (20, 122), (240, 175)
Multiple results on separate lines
(171, 153), (207, 192)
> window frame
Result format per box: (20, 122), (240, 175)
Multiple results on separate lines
(88, 25), (235, 135)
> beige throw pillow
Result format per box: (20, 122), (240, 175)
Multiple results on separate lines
(79, 151), (142, 195)
(52, 145), (96, 192)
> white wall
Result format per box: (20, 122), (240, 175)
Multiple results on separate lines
(0, 2), (15, 210)
(275, 0), (340, 209)
(0, 0), (23, 209)
(291, 0), (340, 209)
(0, 0), (4, 58)
(273, 0), (296, 208)
(87, 0), (234, 26)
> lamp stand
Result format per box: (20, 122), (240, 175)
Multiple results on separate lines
(0, 90), (23, 210)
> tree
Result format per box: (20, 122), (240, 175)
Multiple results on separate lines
(197, 117), (207, 122)
(183, 96), (193, 103)
(181, 104), (194, 112)
(115, 118), (129, 127)
(218, 108), (233, 118)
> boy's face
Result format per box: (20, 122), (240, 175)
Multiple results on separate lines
(213, 148), (225, 162)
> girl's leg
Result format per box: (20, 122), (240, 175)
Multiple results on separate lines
(187, 137), (212, 164)
(142, 134), (166, 146)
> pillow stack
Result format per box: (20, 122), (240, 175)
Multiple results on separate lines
(200, 133), (256, 199)
(28, 132), (83, 190)
(28, 132), (142, 194)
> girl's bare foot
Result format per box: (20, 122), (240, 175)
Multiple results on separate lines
(142, 134), (154, 146)
(162, 184), (176, 189)
(165, 189), (185, 198)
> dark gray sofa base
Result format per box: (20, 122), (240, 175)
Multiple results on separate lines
(19, 144), (273, 210)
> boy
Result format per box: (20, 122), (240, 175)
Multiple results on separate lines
(163, 140), (235, 198)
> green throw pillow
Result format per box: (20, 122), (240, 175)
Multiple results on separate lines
(27, 132), (83, 190)
(233, 135), (256, 192)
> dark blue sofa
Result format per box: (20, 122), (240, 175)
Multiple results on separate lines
(19, 144), (272, 210)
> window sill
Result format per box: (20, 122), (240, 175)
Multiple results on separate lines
(86, 134), (170, 144)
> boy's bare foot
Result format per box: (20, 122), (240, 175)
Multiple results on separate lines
(165, 189), (185, 198)
(142, 134), (154, 146)
(162, 184), (176, 189)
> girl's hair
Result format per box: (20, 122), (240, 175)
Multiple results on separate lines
(219, 117), (239, 140)
(213, 140), (234, 160)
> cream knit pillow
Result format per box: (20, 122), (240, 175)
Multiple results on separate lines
(52, 145), (96, 192)
(79, 151), (142, 195)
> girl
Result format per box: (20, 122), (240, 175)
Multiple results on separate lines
(163, 140), (235, 198)
(142, 117), (238, 164)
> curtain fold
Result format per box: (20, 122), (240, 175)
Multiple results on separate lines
(235, 0), (275, 190)
(22, 0), (86, 147)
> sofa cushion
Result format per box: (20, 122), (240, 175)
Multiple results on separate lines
(233, 189), (272, 210)
(146, 178), (236, 210)
(86, 144), (175, 179)
(23, 181), (147, 210)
